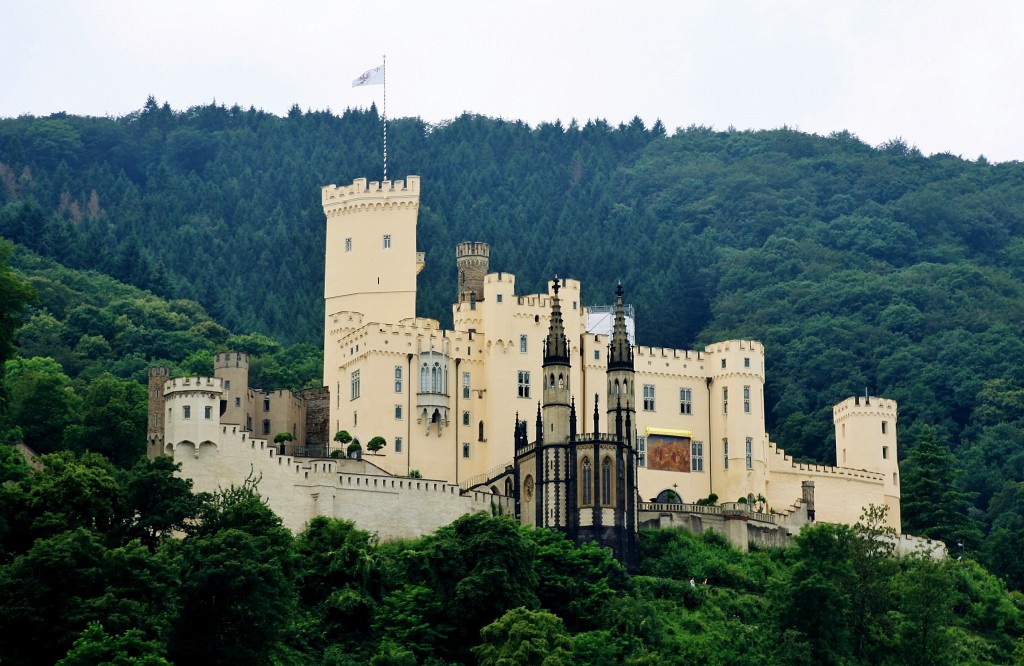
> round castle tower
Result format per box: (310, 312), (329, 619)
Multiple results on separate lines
(163, 376), (224, 458)
(834, 395), (901, 530)
(705, 341), (768, 504)
(456, 241), (490, 305)
(215, 352), (249, 428)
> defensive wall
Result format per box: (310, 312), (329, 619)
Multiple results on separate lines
(170, 421), (511, 538)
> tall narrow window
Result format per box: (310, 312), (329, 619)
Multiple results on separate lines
(351, 370), (360, 400)
(463, 372), (471, 399)
(394, 366), (403, 393)
(462, 442), (471, 459)
(262, 419), (271, 435)
(264, 397), (270, 411)
(723, 439), (729, 470)
(383, 234), (392, 249)
(183, 405), (191, 419)
(679, 387), (692, 414)
(204, 405), (212, 419)
(743, 385), (750, 413)
(745, 437), (753, 469)
(691, 440), (704, 472)
(478, 420), (485, 441)
(643, 384), (655, 411)
(744, 356), (750, 368)
(637, 436), (646, 467)
(463, 411), (470, 426)
(518, 371), (531, 398)
(420, 363), (429, 393)
(601, 457), (612, 505)
(395, 437), (403, 453)
(345, 238), (352, 252)
(520, 334), (528, 353)
(395, 404), (402, 420)
(723, 387), (728, 414)
(581, 458), (593, 505)
(882, 421), (888, 434)
(431, 362), (442, 393)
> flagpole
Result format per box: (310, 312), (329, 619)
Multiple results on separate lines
(382, 54), (387, 181)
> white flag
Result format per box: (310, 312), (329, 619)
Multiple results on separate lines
(352, 65), (384, 87)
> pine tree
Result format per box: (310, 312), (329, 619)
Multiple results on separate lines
(901, 425), (982, 549)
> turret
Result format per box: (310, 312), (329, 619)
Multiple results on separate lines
(542, 277), (572, 444)
(606, 283), (636, 438)
(456, 242), (489, 305)
(147, 366), (170, 459)
(834, 396), (901, 531)
(163, 376), (225, 458)
(214, 351), (249, 428)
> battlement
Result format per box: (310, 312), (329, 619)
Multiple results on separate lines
(703, 339), (765, 356)
(634, 345), (708, 377)
(768, 441), (885, 481)
(164, 376), (223, 396)
(149, 366), (169, 378)
(833, 396), (898, 421)
(456, 241), (490, 258)
(214, 351), (248, 370)
(321, 176), (421, 215)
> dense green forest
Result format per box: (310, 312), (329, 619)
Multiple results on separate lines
(4, 100), (1024, 659)
(0, 446), (1022, 665)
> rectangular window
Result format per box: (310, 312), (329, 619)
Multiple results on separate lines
(246, 415), (252, 431)
(721, 358), (727, 368)
(463, 411), (470, 426)
(462, 442), (471, 459)
(345, 237), (352, 252)
(518, 371), (531, 398)
(204, 405), (212, 420)
(882, 421), (888, 434)
(496, 294), (503, 303)
(643, 384), (655, 411)
(395, 404), (402, 420)
(743, 385), (750, 413)
(637, 436), (646, 467)
(351, 370), (361, 400)
(723, 387), (729, 414)
(262, 419), (271, 436)
(383, 234), (391, 249)
(691, 440), (704, 472)
(263, 397), (270, 411)
(463, 372), (471, 399)
(882, 446), (889, 460)
(224, 380), (231, 390)
(594, 349), (600, 360)
(745, 437), (753, 469)
(394, 366), (403, 393)
(744, 357), (750, 368)
(395, 437), (403, 453)
(520, 334), (528, 353)
(183, 405), (191, 419)
(723, 439), (729, 470)
(235, 397), (241, 407)
(679, 387), (692, 414)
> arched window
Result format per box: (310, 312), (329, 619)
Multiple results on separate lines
(478, 420), (485, 442)
(420, 363), (429, 392)
(558, 374), (564, 389)
(581, 457), (592, 505)
(549, 373), (556, 389)
(505, 477), (514, 497)
(432, 362), (442, 393)
(601, 457), (612, 505)
(614, 379), (620, 394)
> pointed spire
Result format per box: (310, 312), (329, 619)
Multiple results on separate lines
(593, 393), (600, 435)
(544, 275), (569, 364)
(570, 397), (578, 440)
(535, 402), (544, 444)
(608, 282), (633, 371)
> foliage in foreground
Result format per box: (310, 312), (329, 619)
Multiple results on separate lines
(1, 443), (1022, 665)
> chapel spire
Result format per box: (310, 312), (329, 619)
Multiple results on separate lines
(608, 282), (633, 371)
(544, 276), (570, 364)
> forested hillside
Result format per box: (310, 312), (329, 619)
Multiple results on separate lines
(3, 101), (1024, 585)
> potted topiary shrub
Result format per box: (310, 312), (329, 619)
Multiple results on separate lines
(367, 436), (387, 454)
(346, 438), (362, 459)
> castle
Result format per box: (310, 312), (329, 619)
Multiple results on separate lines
(148, 175), (944, 560)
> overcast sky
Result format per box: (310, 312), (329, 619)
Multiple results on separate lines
(3, 1), (1022, 162)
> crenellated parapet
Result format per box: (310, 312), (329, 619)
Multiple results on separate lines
(321, 177), (421, 217)
(833, 395), (898, 422)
